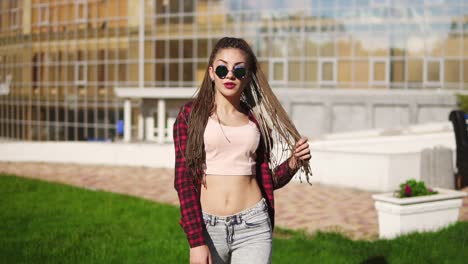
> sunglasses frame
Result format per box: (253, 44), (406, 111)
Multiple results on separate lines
(214, 65), (247, 80)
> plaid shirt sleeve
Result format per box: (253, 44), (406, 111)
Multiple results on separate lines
(256, 131), (299, 191)
(173, 103), (206, 248)
(250, 113), (299, 191)
(273, 158), (298, 190)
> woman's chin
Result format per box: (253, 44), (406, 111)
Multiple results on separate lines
(217, 88), (242, 98)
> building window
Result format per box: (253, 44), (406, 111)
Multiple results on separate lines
(76, 1), (87, 23)
(32, 53), (46, 90)
(10, 7), (19, 29)
(269, 59), (287, 84)
(9, 0), (19, 29)
(98, 50), (106, 89)
(304, 60), (318, 83)
(75, 50), (87, 86)
(0, 56), (5, 82)
(288, 61), (301, 82)
(75, 62), (87, 86)
(155, 0), (191, 14)
(182, 1), (195, 13)
(371, 0), (390, 6)
(370, 58), (389, 86)
(424, 58), (443, 87)
(390, 59), (405, 84)
(319, 58), (337, 85)
(155, 0), (169, 14)
(425, 0), (445, 5)
(444, 60), (461, 85)
(38, 4), (49, 26)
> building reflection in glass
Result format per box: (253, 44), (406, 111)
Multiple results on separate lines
(0, 0), (466, 141)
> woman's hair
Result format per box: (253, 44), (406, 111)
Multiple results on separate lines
(186, 37), (312, 185)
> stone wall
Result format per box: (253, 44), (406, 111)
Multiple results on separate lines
(272, 89), (461, 140)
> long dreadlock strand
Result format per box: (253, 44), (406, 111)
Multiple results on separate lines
(248, 66), (313, 184)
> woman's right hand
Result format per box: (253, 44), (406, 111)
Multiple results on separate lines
(190, 245), (212, 264)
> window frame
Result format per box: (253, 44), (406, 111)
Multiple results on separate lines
(74, 61), (87, 86)
(75, 0), (88, 23)
(10, 7), (19, 29)
(269, 58), (288, 85)
(319, 58), (337, 86)
(370, 57), (389, 86)
(370, 0), (391, 7)
(423, 57), (444, 87)
(38, 3), (50, 26)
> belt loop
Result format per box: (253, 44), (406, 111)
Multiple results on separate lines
(210, 215), (216, 226)
(236, 214), (242, 225)
(233, 215), (237, 224)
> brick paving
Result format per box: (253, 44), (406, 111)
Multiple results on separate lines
(1, 161), (467, 240)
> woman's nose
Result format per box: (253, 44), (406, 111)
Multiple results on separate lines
(225, 69), (235, 80)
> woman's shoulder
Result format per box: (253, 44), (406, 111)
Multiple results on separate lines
(183, 100), (195, 109)
(174, 101), (194, 127)
(178, 100), (195, 116)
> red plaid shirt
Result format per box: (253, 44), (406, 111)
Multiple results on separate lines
(173, 101), (298, 248)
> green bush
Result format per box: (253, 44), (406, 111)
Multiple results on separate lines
(455, 93), (468, 113)
(397, 179), (438, 198)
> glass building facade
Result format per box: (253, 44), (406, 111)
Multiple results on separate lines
(0, 0), (467, 141)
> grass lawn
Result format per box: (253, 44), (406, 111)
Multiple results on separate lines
(1, 174), (467, 263)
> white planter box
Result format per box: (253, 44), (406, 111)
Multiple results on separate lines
(372, 188), (466, 239)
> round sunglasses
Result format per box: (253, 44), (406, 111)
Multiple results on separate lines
(214, 65), (247, 79)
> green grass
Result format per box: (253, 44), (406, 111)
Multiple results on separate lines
(1, 174), (467, 263)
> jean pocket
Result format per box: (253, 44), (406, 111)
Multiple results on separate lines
(243, 212), (270, 228)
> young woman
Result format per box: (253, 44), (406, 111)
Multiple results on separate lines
(173, 37), (312, 264)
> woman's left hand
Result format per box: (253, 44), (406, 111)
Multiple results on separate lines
(288, 137), (311, 170)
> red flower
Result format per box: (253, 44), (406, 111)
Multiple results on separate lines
(405, 185), (412, 196)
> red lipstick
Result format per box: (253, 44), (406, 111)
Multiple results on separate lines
(224, 82), (235, 89)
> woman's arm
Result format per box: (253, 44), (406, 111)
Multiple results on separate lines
(272, 158), (299, 190)
(272, 137), (311, 190)
(173, 103), (206, 248)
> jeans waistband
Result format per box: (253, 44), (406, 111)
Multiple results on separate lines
(202, 198), (267, 226)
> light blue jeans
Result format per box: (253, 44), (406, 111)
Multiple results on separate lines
(202, 198), (272, 264)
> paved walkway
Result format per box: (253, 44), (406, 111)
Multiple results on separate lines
(1, 161), (467, 240)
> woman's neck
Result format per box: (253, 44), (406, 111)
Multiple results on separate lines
(214, 93), (242, 115)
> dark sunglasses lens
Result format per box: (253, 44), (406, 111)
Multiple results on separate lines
(233, 67), (246, 79)
(215, 65), (229, 79)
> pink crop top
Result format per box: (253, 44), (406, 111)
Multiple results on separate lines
(203, 117), (260, 175)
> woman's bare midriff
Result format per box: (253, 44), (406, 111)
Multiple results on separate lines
(200, 174), (263, 216)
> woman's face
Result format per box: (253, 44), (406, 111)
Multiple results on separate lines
(209, 48), (248, 100)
